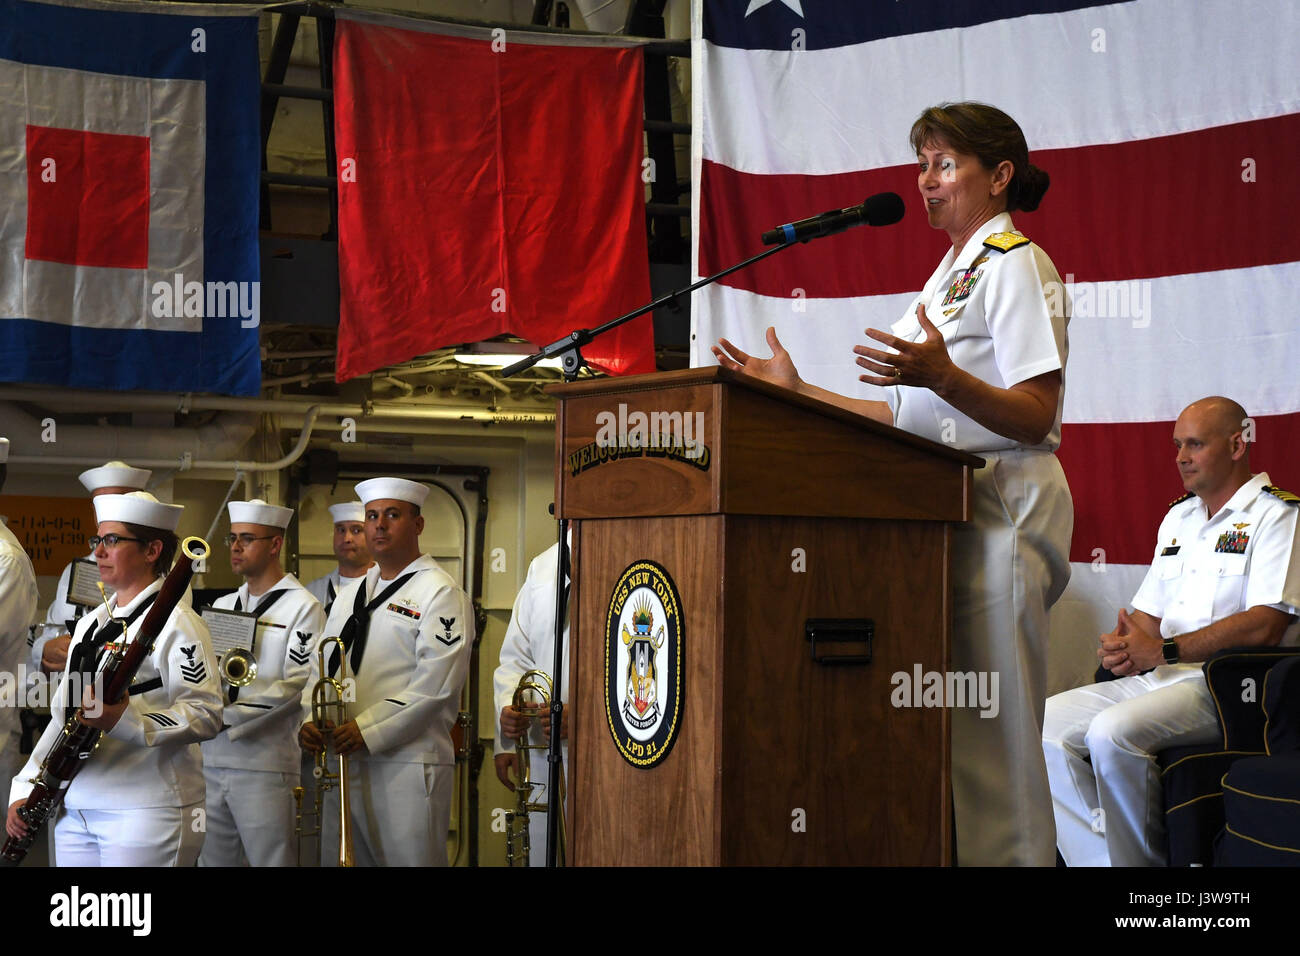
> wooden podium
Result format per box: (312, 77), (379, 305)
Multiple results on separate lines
(549, 368), (982, 865)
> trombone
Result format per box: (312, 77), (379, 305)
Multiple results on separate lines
(505, 669), (566, 867)
(295, 635), (355, 867)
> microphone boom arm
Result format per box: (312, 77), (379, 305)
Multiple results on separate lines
(501, 241), (801, 381)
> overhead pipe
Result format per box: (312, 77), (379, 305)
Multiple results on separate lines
(4, 404), (323, 474)
(0, 385), (554, 424)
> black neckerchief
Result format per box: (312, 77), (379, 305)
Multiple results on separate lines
(236, 588), (289, 617)
(66, 592), (158, 719)
(328, 570), (419, 677)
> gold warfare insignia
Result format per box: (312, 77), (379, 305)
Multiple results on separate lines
(983, 231), (1031, 252)
(970, 255), (990, 268)
(943, 308), (959, 316)
(605, 560), (684, 769)
(941, 268), (983, 306)
(1168, 491), (1195, 508)
(1263, 485), (1300, 504)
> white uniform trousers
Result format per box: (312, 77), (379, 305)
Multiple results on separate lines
(512, 764), (564, 868)
(950, 448), (1073, 867)
(1042, 666), (1219, 866)
(321, 759), (451, 867)
(198, 766), (296, 867)
(54, 801), (205, 867)
(517, 744), (567, 867)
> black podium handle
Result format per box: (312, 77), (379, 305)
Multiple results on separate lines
(805, 618), (874, 665)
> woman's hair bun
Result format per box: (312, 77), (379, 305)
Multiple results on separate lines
(1014, 164), (1050, 212)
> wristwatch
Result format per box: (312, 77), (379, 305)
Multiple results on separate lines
(1161, 636), (1180, 665)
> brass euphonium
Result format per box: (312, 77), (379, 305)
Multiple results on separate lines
(296, 635), (355, 867)
(505, 669), (566, 867)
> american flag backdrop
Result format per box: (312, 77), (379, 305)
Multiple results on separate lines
(690, 0), (1300, 691)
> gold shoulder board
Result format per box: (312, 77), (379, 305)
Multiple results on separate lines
(983, 232), (1031, 252)
(1167, 491), (1195, 508)
(1263, 485), (1300, 504)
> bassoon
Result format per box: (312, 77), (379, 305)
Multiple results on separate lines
(0, 536), (208, 865)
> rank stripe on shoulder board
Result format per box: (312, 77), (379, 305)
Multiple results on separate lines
(1168, 491), (1195, 508)
(1263, 485), (1300, 504)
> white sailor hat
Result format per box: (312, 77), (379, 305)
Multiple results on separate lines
(355, 477), (430, 509)
(228, 498), (294, 529)
(0, 438), (8, 464)
(94, 491), (183, 532)
(79, 460), (151, 493)
(328, 501), (366, 524)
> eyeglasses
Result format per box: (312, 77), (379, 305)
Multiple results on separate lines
(89, 534), (144, 550)
(225, 533), (278, 548)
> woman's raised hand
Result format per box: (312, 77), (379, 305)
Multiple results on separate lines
(712, 326), (803, 392)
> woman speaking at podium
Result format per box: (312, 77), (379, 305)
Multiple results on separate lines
(714, 102), (1073, 867)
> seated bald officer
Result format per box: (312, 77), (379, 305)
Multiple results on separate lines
(305, 501), (373, 616)
(6, 492), (222, 866)
(32, 460), (151, 675)
(200, 499), (325, 867)
(298, 477), (474, 866)
(1042, 397), (1300, 866)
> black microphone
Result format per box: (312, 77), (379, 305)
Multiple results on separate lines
(761, 192), (905, 245)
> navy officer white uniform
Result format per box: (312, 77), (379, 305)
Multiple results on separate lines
(6, 491), (222, 866)
(0, 439), (39, 792)
(200, 499), (324, 867)
(299, 477), (473, 866)
(883, 210), (1073, 868)
(305, 501), (373, 616)
(30, 460), (151, 676)
(716, 102), (1072, 865)
(493, 535), (570, 866)
(1043, 397), (1300, 866)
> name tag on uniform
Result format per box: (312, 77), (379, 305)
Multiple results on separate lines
(1160, 545), (1180, 556)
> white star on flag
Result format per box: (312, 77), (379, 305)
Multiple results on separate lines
(744, 0), (805, 17)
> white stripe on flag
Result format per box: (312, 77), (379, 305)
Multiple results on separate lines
(1066, 261), (1300, 422)
(698, 0), (1300, 175)
(691, 260), (1300, 423)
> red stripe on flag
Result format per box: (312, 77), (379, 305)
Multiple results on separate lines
(1058, 412), (1300, 566)
(700, 113), (1300, 298)
(333, 23), (653, 381)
